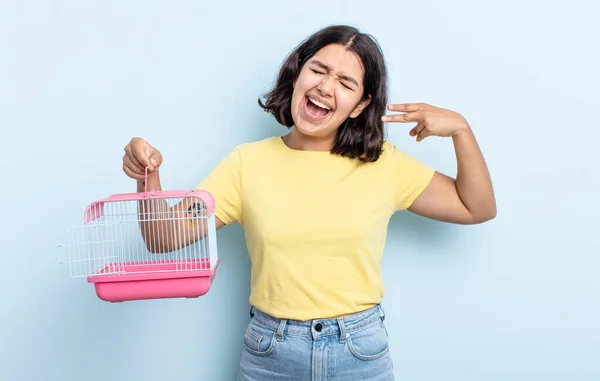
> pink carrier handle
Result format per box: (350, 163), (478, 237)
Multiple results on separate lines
(83, 166), (216, 224)
(144, 166), (158, 196)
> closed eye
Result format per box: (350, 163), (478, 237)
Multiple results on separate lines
(310, 66), (355, 90)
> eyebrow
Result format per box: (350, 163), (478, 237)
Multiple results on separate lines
(310, 60), (360, 88)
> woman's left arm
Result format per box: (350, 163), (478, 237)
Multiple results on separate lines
(383, 103), (497, 225)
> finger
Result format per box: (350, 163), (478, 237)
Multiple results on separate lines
(409, 123), (424, 137)
(416, 126), (431, 142)
(382, 112), (420, 123)
(124, 144), (145, 171)
(123, 163), (145, 180)
(132, 143), (152, 170)
(125, 149), (145, 172)
(123, 158), (145, 179)
(387, 103), (424, 113)
(148, 150), (163, 169)
(124, 155), (145, 176)
(416, 133), (427, 142)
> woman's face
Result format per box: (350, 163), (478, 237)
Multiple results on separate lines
(291, 43), (371, 139)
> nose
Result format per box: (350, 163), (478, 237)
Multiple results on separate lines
(316, 75), (335, 97)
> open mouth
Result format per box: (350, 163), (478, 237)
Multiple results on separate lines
(304, 96), (332, 120)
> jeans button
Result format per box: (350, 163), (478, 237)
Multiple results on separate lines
(314, 323), (323, 332)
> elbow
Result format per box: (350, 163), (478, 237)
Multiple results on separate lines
(144, 241), (170, 254)
(145, 244), (159, 254)
(470, 207), (497, 224)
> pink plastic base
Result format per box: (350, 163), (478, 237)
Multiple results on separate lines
(87, 259), (219, 303)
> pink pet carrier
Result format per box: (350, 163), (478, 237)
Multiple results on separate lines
(58, 168), (220, 302)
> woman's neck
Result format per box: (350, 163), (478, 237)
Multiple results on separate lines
(283, 127), (335, 152)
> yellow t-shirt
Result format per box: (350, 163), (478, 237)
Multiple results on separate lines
(196, 136), (434, 321)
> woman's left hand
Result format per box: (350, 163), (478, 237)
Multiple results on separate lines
(382, 103), (470, 142)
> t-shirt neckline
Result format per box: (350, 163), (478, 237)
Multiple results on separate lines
(275, 136), (334, 156)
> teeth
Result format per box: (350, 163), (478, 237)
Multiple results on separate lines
(309, 97), (331, 111)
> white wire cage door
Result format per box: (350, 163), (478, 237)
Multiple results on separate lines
(58, 170), (219, 302)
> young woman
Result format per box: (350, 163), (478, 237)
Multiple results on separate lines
(122, 25), (496, 381)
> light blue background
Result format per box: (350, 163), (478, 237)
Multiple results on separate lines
(1, 1), (598, 380)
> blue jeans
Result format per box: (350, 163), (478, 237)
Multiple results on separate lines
(237, 304), (395, 381)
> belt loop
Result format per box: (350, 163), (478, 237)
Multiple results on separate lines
(275, 319), (287, 342)
(378, 304), (386, 321)
(337, 318), (348, 343)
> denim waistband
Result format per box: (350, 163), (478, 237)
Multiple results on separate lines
(249, 304), (386, 341)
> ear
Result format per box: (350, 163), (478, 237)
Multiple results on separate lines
(349, 95), (372, 118)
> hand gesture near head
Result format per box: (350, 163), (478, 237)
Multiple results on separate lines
(382, 103), (470, 142)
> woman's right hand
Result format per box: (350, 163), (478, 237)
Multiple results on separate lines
(123, 137), (163, 181)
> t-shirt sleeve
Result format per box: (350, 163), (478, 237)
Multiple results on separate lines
(195, 147), (243, 225)
(387, 143), (436, 211)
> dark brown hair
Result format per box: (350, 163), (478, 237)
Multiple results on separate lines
(258, 25), (388, 162)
